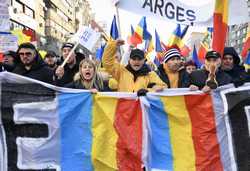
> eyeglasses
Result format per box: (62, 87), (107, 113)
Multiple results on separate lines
(18, 52), (33, 57)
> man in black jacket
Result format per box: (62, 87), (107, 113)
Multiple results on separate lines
(55, 43), (79, 87)
(189, 51), (232, 93)
(13, 43), (54, 84)
(157, 48), (190, 88)
(221, 47), (249, 87)
(0, 51), (18, 72)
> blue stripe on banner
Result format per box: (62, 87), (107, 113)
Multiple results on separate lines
(58, 92), (93, 171)
(211, 91), (233, 171)
(147, 97), (173, 170)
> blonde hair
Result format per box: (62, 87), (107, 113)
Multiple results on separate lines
(74, 59), (104, 90)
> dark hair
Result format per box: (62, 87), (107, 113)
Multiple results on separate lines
(184, 60), (197, 68)
(17, 42), (36, 53)
(45, 51), (57, 58)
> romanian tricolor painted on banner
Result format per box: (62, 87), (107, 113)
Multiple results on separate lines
(59, 93), (143, 171)
(212, 0), (229, 55)
(146, 94), (228, 171)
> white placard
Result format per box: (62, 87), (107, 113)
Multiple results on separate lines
(76, 26), (101, 53)
(0, 34), (18, 52)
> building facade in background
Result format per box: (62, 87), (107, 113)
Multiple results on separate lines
(8, 0), (94, 54)
(228, 0), (250, 54)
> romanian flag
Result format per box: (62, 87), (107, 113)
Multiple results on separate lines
(155, 30), (163, 53)
(198, 31), (211, 63)
(212, 0), (229, 55)
(11, 29), (31, 45)
(127, 25), (135, 45)
(110, 15), (119, 40)
(241, 31), (250, 58)
(59, 93), (143, 171)
(168, 24), (184, 48)
(192, 46), (202, 68)
(130, 16), (151, 46)
(146, 94), (225, 171)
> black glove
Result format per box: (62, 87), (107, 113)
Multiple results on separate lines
(137, 88), (148, 96)
(233, 78), (245, 88)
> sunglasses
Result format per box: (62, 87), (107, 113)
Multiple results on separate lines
(18, 52), (33, 56)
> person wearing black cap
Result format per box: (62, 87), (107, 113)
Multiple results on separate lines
(13, 42), (54, 84)
(55, 42), (79, 87)
(102, 39), (166, 92)
(44, 51), (58, 71)
(189, 50), (232, 92)
(221, 47), (248, 87)
(157, 48), (190, 88)
(0, 50), (18, 72)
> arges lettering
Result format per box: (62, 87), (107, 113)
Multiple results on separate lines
(142, 0), (196, 23)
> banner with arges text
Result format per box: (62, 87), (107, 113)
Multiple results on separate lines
(116, 0), (249, 26)
(0, 72), (250, 171)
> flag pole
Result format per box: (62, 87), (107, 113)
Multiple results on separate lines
(114, 3), (124, 57)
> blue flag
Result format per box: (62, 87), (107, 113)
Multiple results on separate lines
(110, 15), (119, 40)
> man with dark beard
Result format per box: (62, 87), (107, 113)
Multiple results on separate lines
(13, 43), (54, 84)
(157, 48), (190, 88)
(44, 51), (57, 71)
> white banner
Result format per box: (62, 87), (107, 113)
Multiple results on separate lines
(0, 0), (10, 31)
(0, 33), (18, 53)
(116, 0), (249, 26)
(76, 26), (101, 53)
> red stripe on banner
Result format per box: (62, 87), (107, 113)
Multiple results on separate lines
(114, 99), (143, 171)
(212, 13), (228, 56)
(185, 94), (224, 171)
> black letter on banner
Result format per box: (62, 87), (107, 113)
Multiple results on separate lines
(186, 10), (196, 22)
(142, 0), (153, 12)
(176, 6), (185, 22)
(165, 2), (175, 19)
(224, 90), (250, 170)
(154, 0), (164, 16)
(1, 83), (56, 171)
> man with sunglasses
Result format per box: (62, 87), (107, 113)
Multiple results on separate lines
(13, 43), (54, 84)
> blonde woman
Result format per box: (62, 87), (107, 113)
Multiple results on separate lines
(66, 59), (108, 92)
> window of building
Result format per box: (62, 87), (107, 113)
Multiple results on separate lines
(13, 0), (24, 13)
(24, 6), (35, 18)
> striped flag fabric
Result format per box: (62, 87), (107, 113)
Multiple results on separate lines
(241, 31), (250, 58)
(212, 0), (229, 56)
(192, 46), (202, 68)
(130, 16), (151, 46)
(2, 72), (250, 170)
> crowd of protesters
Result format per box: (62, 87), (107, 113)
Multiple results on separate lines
(1, 39), (250, 95)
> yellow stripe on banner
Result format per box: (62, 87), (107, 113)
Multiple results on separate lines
(215, 0), (228, 23)
(92, 94), (118, 171)
(168, 35), (184, 48)
(160, 96), (196, 171)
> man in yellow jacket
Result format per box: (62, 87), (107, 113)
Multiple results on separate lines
(102, 39), (166, 92)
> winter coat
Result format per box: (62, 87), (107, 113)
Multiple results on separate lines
(13, 56), (54, 84)
(54, 63), (79, 87)
(189, 68), (232, 89)
(102, 40), (166, 92)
